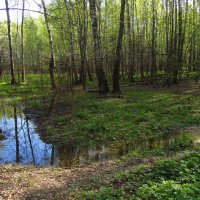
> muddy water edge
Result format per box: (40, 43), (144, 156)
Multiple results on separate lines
(0, 99), (198, 168)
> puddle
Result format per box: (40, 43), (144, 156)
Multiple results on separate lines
(0, 100), (198, 168)
(0, 100), (54, 166)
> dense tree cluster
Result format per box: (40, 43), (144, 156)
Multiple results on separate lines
(1, 0), (200, 93)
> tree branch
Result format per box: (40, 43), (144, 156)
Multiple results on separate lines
(0, 8), (43, 14)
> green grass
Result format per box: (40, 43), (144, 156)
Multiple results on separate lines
(43, 87), (200, 147)
(80, 147), (200, 200)
(1, 75), (200, 148)
(0, 74), (52, 107)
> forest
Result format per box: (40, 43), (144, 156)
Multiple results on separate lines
(0, 0), (200, 199)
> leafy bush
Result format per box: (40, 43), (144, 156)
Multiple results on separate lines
(170, 134), (194, 150)
(136, 180), (200, 200)
(135, 151), (200, 199)
(81, 150), (200, 200)
(149, 151), (200, 183)
(150, 158), (179, 180)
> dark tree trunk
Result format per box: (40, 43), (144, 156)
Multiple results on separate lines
(51, 145), (55, 165)
(172, 0), (178, 84)
(127, 0), (134, 82)
(0, 67), (2, 79)
(87, 58), (93, 81)
(164, 0), (170, 86)
(64, 0), (78, 85)
(78, 0), (87, 89)
(89, 0), (109, 94)
(151, 0), (157, 83)
(112, 0), (126, 94)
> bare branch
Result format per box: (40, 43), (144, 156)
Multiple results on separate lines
(0, 7), (43, 14)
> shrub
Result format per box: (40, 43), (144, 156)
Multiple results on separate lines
(136, 180), (200, 200)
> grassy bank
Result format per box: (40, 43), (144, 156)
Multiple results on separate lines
(0, 76), (200, 199)
(41, 84), (200, 148)
(1, 75), (200, 152)
(0, 74), (51, 103)
(80, 146), (200, 200)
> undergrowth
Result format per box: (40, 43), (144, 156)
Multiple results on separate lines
(44, 88), (200, 147)
(81, 147), (200, 200)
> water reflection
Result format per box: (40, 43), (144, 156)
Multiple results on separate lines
(25, 116), (35, 165)
(56, 134), (179, 167)
(0, 101), (53, 166)
(0, 100), (192, 168)
(14, 106), (19, 163)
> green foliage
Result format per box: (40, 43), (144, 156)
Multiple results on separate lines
(79, 121), (106, 134)
(44, 87), (200, 147)
(169, 134), (194, 150)
(81, 149), (200, 200)
(142, 151), (200, 185)
(136, 154), (200, 199)
(0, 74), (49, 100)
(136, 181), (200, 200)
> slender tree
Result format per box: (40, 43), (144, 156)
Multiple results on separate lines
(41, 0), (56, 89)
(164, 0), (171, 85)
(112, 0), (126, 93)
(64, 0), (78, 84)
(1, 0), (198, 88)
(89, 0), (109, 94)
(127, 0), (134, 82)
(151, 0), (157, 83)
(5, 0), (16, 84)
(21, 0), (25, 82)
(77, 0), (88, 88)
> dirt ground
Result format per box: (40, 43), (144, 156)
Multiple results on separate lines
(0, 153), (171, 200)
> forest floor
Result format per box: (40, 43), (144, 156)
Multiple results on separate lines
(36, 81), (200, 148)
(0, 76), (200, 199)
(0, 147), (198, 200)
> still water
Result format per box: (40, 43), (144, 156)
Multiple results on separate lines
(0, 100), (187, 168)
(0, 101), (54, 166)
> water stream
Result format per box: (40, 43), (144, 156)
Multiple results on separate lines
(0, 100), (193, 168)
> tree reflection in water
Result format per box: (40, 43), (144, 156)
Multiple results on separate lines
(0, 101), (186, 168)
(0, 102), (53, 166)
